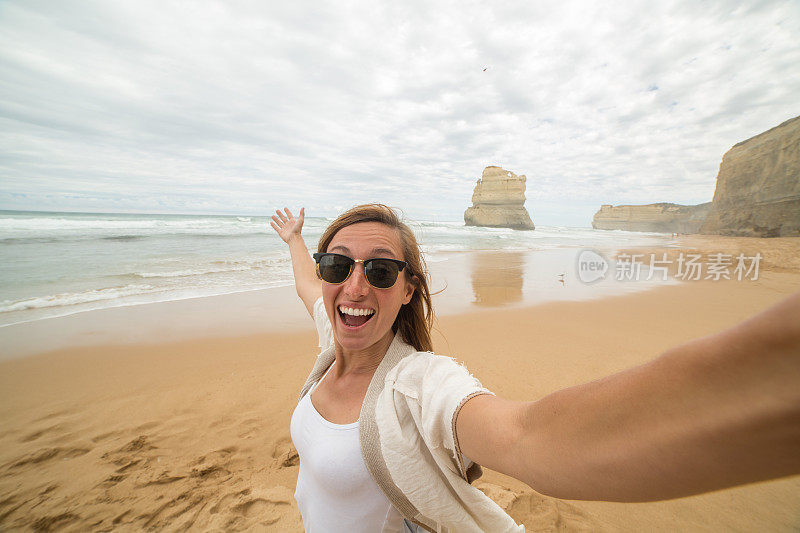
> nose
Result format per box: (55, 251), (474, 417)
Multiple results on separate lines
(343, 262), (370, 297)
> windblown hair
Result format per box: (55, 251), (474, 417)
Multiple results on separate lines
(317, 204), (434, 352)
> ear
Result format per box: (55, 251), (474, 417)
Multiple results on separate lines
(402, 275), (417, 305)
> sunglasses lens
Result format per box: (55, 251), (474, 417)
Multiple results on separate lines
(365, 259), (401, 289)
(318, 254), (352, 284)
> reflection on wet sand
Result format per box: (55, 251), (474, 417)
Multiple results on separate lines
(470, 252), (525, 306)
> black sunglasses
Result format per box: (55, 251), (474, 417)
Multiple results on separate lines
(313, 252), (407, 289)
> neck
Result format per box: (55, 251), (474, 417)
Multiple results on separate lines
(333, 330), (395, 377)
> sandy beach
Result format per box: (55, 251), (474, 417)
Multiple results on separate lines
(1, 236), (800, 531)
(4, 0), (799, 530)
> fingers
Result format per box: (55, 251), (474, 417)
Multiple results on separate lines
(275, 208), (294, 224)
(271, 208), (304, 233)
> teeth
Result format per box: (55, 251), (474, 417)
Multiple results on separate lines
(339, 306), (375, 317)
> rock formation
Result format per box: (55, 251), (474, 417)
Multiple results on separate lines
(700, 115), (800, 237)
(464, 166), (535, 230)
(592, 203), (711, 233)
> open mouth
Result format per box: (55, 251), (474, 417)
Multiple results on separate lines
(338, 305), (375, 329)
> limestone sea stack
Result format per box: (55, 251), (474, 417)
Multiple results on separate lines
(592, 202), (711, 233)
(464, 166), (535, 230)
(700, 115), (800, 237)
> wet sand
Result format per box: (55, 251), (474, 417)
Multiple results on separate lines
(1, 239), (799, 531)
(1, 246), (672, 359)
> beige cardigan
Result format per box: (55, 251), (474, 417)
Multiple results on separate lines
(299, 301), (524, 532)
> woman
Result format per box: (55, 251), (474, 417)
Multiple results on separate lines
(271, 204), (800, 532)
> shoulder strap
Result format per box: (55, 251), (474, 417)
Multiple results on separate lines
(359, 334), (423, 523)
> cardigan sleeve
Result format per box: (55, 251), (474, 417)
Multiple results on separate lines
(312, 296), (334, 353)
(378, 353), (524, 532)
(413, 354), (494, 480)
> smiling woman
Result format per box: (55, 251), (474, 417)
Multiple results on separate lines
(318, 222), (415, 357)
(314, 205), (435, 355)
(270, 204), (800, 533)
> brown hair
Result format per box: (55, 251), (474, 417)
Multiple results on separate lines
(317, 204), (433, 352)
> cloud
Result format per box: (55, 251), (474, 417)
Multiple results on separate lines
(0, 0), (798, 226)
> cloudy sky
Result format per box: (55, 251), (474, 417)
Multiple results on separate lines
(1, 0), (798, 225)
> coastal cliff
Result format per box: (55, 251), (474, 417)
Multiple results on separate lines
(464, 166), (535, 230)
(592, 203), (711, 233)
(700, 116), (800, 237)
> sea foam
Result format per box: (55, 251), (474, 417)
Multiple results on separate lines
(0, 210), (669, 327)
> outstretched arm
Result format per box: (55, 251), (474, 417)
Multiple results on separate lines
(270, 208), (321, 317)
(457, 291), (800, 502)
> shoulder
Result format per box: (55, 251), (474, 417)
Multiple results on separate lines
(386, 351), (489, 402)
(376, 350), (493, 478)
(387, 350), (469, 380)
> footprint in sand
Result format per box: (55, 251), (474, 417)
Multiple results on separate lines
(121, 435), (156, 452)
(140, 489), (206, 530)
(19, 423), (67, 443)
(477, 482), (597, 532)
(6, 446), (91, 470)
(190, 463), (231, 480)
(30, 512), (80, 531)
(138, 471), (187, 487)
(209, 491), (243, 515)
(203, 446), (239, 466)
(112, 509), (131, 525)
(0, 483), (61, 524)
(133, 421), (161, 432)
(114, 459), (141, 473)
(99, 473), (128, 487)
(32, 408), (77, 423)
(0, 492), (26, 522)
(215, 445), (238, 456)
(98, 436), (159, 487)
(208, 416), (236, 430)
(91, 430), (122, 443)
(270, 438), (299, 468)
(237, 428), (257, 439)
(100, 436), (155, 465)
(225, 486), (293, 528)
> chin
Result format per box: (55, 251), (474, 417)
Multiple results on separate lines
(334, 327), (392, 353)
(335, 330), (373, 348)
(336, 338), (364, 351)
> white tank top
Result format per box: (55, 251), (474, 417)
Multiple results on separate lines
(290, 363), (407, 532)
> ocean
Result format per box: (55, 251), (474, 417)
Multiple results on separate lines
(0, 210), (672, 328)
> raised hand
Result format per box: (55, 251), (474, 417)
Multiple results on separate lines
(268, 207), (320, 317)
(270, 207), (305, 244)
